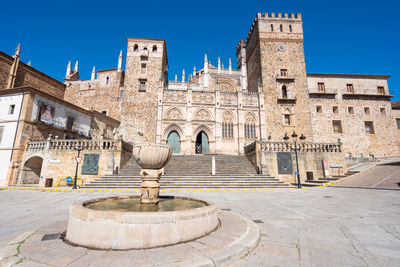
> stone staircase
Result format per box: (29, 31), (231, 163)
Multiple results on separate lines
(83, 155), (289, 188)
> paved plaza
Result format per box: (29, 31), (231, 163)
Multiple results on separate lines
(0, 162), (400, 266)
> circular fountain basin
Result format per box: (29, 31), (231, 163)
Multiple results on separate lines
(65, 196), (219, 250)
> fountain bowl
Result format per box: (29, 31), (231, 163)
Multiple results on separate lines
(132, 143), (172, 169)
(65, 196), (219, 250)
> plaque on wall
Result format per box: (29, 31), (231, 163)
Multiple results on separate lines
(277, 152), (293, 174)
(81, 154), (100, 175)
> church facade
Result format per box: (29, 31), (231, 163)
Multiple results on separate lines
(63, 12), (400, 158)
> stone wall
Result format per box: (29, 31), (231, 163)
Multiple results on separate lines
(307, 75), (399, 157)
(0, 51), (65, 99)
(64, 69), (124, 121)
(245, 140), (346, 184)
(20, 138), (132, 186)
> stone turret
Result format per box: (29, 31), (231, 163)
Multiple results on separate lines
(118, 50), (123, 72)
(66, 61), (71, 77)
(204, 54), (209, 88)
(91, 66), (96, 80)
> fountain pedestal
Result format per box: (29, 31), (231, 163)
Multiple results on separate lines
(140, 169), (162, 204)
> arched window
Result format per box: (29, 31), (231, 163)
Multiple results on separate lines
(133, 44), (138, 51)
(152, 45), (157, 52)
(244, 114), (256, 139)
(270, 24), (274, 32)
(222, 112), (234, 138)
(106, 76), (109, 85)
(280, 24), (283, 32)
(282, 85), (288, 98)
(289, 25), (292, 32)
(143, 47), (148, 51)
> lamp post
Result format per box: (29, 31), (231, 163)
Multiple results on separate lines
(71, 137), (90, 189)
(284, 132), (306, 188)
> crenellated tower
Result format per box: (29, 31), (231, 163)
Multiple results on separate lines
(242, 12), (313, 140)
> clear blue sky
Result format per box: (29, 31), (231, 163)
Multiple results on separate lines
(1, 0), (399, 100)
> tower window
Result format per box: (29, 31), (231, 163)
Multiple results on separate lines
(133, 44), (138, 51)
(284, 114), (291, 126)
(332, 120), (343, 133)
(346, 84), (354, 93)
(396, 118), (400, 129)
(282, 85), (288, 98)
(377, 86), (385, 95)
(289, 25), (292, 32)
(270, 24), (274, 32)
(364, 107), (370, 115)
(106, 76), (109, 85)
(280, 24), (283, 32)
(280, 69), (288, 77)
(152, 45), (157, 52)
(318, 82), (325, 92)
(332, 106), (339, 114)
(141, 64), (146, 74)
(120, 89), (124, 98)
(139, 79), (147, 92)
(364, 121), (375, 134)
(380, 107), (386, 115)
(316, 106), (322, 113)
(348, 106), (354, 114)
(9, 104), (15, 115)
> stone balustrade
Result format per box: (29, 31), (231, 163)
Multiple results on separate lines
(27, 139), (132, 152)
(244, 141), (342, 154)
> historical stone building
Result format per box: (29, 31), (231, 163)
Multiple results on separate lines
(62, 12), (399, 158)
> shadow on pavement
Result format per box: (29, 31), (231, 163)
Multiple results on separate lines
(378, 161), (400, 166)
(329, 186), (400, 191)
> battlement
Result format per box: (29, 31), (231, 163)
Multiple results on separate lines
(241, 12), (303, 47)
(236, 40), (245, 54)
(257, 12), (302, 20)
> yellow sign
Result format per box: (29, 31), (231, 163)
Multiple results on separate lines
(56, 176), (83, 187)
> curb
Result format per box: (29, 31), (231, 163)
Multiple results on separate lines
(0, 184), (334, 193)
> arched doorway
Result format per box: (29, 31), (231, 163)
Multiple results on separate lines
(21, 156), (43, 184)
(167, 131), (181, 154)
(195, 131), (209, 154)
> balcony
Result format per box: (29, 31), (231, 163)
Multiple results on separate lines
(341, 88), (393, 99)
(275, 74), (295, 81)
(277, 97), (296, 104)
(308, 88), (337, 96)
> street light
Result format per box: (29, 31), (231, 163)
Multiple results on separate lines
(283, 131), (306, 188)
(71, 135), (91, 189)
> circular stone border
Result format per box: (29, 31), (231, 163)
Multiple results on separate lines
(0, 211), (260, 267)
(65, 196), (219, 250)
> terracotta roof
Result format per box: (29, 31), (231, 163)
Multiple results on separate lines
(307, 73), (390, 79)
(392, 100), (400, 109)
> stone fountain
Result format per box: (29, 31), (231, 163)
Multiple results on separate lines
(132, 143), (172, 204)
(65, 143), (219, 250)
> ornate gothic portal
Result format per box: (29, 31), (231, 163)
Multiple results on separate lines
(167, 131), (181, 154)
(195, 131), (209, 154)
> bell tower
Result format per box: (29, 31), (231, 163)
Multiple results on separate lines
(244, 12), (313, 140)
(121, 38), (168, 142)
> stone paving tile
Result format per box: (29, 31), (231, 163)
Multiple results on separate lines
(1, 177), (400, 266)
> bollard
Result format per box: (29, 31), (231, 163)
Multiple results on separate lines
(212, 156), (216, 175)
